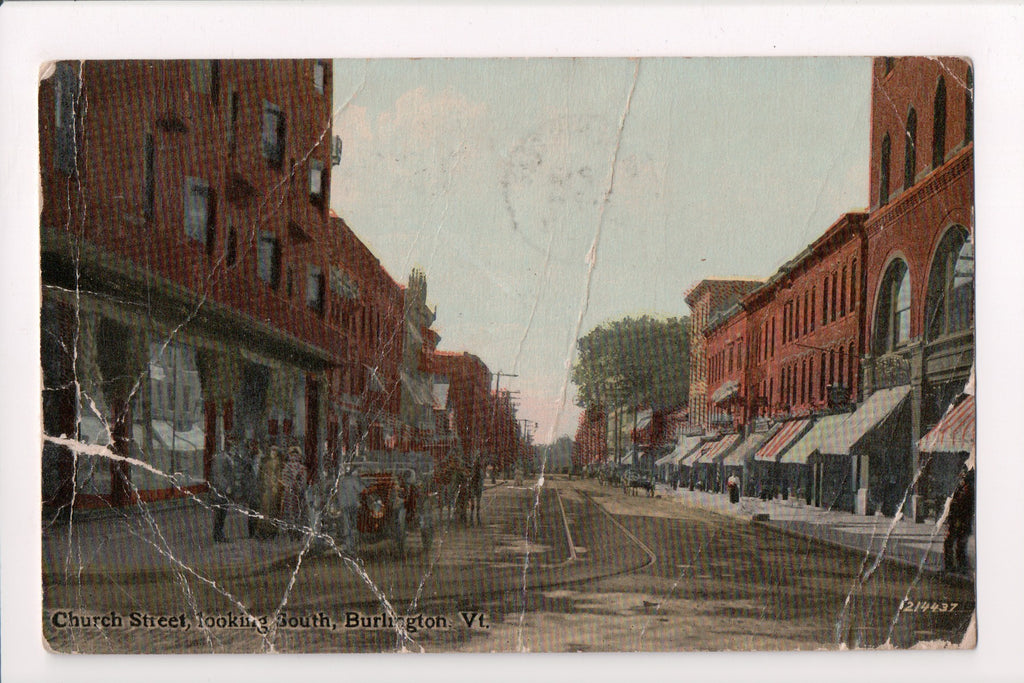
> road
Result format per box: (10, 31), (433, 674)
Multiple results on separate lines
(43, 476), (974, 653)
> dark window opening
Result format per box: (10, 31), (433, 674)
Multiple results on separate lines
(189, 60), (219, 98)
(257, 232), (281, 287)
(184, 177), (214, 248)
(965, 67), (974, 144)
(261, 101), (286, 168)
(904, 108), (917, 190)
(306, 265), (325, 314)
(932, 76), (947, 169)
(54, 62), (79, 175)
(840, 265), (847, 317)
(225, 222), (237, 267)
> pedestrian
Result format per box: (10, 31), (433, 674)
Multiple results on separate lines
(280, 445), (309, 540)
(944, 468), (974, 573)
(727, 474), (741, 504)
(210, 441), (236, 543)
(255, 444), (283, 539)
(236, 439), (261, 538)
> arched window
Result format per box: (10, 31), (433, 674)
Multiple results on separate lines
(819, 351), (827, 399)
(933, 77), (947, 169)
(965, 67), (974, 143)
(879, 133), (891, 206)
(873, 259), (912, 354)
(926, 226), (974, 340)
(847, 342), (857, 393)
(840, 265), (847, 317)
(837, 349), (845, 388)
(904, 108), (917, 190)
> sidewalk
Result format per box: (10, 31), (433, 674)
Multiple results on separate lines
(42, 497), (305, 584)
(657, 484), (975, 580)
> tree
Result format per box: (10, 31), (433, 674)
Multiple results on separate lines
(572, 315), (689, 411)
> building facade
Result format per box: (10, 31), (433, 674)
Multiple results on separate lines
(860, 56), (974, 517)
(684, 278), (762, 430)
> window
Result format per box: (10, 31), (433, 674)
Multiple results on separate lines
(54, 62), (79, 175)
(314, 61), (327, 94)
(831, 273), (838, 322)
(257, 232), (281, 287)
(850, 259), (857, 310)
(261, 101), (286, 167)
(803, 291), (809, 336)
(926, 226), (974, 340)
(808, 356), (815, 402)
(838, 349), (845, 388)
(225, 220), (237, 267)
(904, 108), (917, 190)
(143, 132), (155, 219)
(874, 259), (912, 354)
(799, 360), (806, 404)
(829, 350), (835, 386)
(965, 68), (974, 143)
(879, 133), (891, 206)
(819, 352), (827, 398)
(884, 57), (895, 75)
(840, 265), (847, 317)
(932, 77), (947, 169)
(306, 265), (325, 314)
(309, 159), (325, 205)
(184, 177), (213, 245)
(189, 60), (219, 98)
(848, 342), (857, 392)
(810, 287), (816, 331)
(794, 297), (800, 339)
(822, 275), (829, 326)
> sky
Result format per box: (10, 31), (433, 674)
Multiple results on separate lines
(329, 58), (872, 443)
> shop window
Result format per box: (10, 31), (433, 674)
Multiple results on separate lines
(261, 101), (286, 168)
(143, 342), (206, 490)
(932, 77), (947, 170)
(904, 108), (917, 190)
(184, 177), (213, 245)
(306, 265), (325, 314)
(54, 61), (79, 175)
(257, 232), (281, 287)
(926, 226), (974, 340)
(874, 259), (912, 354)
(879, 133), (891, 206)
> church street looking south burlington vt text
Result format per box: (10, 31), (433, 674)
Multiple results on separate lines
(39, 56), (975, 653)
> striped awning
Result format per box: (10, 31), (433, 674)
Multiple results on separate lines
(918, 395), (975, 454)
(754, 418), (813, 462)
(703, 433), (741, 464)
(675, 435), (706, 466)
(655, 445), (680, 467)
(780, 413), (848, 465)
(689, 439), (719, 465)
(817, 385), (911, 456)
(722, 426), (778, 467)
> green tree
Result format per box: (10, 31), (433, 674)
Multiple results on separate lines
(572, 315), (689, 411)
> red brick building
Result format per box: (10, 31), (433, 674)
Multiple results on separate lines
(739, 212), (868, 421)
(703, 306), (749, 431)
(684, 278), (762, 429)
(426, 351), (492, 461)
(573, 405), (609, 468)
(860, 57), (974, 516)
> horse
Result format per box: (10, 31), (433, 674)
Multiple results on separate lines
(465, 459), (484, 525)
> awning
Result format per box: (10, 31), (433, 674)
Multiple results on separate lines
(817, 385), (912, 456)
(918, 395), (975, 454)
(711, 379), (740, 404)
(655, 445), (680, 467)
(722, 426), (779, 467)
(673, 435), (704, 466)
(780, 413), (848, 465)
(689, 438), (719, 465)
(635, 409), (653, 431)
(704, 433), (742, 464)
(754, 418), (814, 462)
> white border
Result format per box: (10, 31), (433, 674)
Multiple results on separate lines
(2, 3), (1022, 682)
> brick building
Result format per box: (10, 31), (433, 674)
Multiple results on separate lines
(426, 351), (493, 462)
(684, 278), (762, 429)
(859, 56), (974, 517)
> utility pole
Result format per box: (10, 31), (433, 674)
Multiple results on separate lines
(490, 372), (517, 476)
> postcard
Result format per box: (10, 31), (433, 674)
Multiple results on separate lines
(34, 54), (981, 658)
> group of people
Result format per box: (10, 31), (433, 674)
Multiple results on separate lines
(209, 438), (310, 543)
